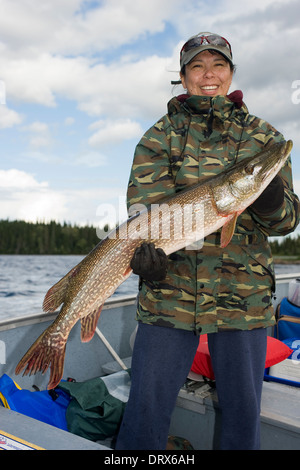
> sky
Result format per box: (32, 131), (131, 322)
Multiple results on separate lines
(0, 0), (300, 238)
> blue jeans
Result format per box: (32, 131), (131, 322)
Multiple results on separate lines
(115, 323), (267, 450)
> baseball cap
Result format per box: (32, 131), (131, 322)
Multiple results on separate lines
(180, 32), (233, 70)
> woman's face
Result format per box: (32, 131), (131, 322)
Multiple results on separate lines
(180, 50), (233, 97)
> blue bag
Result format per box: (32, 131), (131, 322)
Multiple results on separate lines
(275, 297), (300, 341)
(0, 374), (70, 431)
(265, 298), (300, 387)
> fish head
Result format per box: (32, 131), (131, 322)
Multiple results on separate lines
(214, 140), (293, 215)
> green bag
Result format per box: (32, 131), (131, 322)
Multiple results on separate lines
(59, 370), (131, 442)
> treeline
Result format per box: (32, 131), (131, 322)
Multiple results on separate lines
(0, 219), (300, 256)
(269, 235), (300, 258)
(0, 219), (103, 255)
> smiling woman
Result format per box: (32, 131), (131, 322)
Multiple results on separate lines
(178, 32), (236, 97)
(115, 30), (300, 451)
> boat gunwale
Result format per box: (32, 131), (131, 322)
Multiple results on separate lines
(0, 271), (299, 332)
(0, 294), (137, 332)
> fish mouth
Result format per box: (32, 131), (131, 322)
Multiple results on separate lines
(284, 139), (293, 156)
(246, 140), (293, 185)
(264, 140), (292, 179)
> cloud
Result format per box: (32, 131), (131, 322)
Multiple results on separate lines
(0, 0), (179, 116)
(1, 0), (297, 125)
(2, 52), (175, 121)
(64, 117), (75, 126)
(1, 0), (298, 132)
(0, 105), (22, 128)
(0, 169), (64, 223)
(21, 120), (52, 149)
(2, 54), (66, 107)
(0, 168), (125, 226)
(75, 151), (108, 167)
(23, 121), (49, 133)
(279, 120), (300, 151)
(88, 119), (143, 147)
(0, 0), (181, 55)
(0, 169), (48, 189)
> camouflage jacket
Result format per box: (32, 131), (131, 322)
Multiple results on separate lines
(127, 93), (300, 334)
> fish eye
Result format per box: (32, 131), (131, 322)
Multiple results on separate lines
(245, 164), (255, 175)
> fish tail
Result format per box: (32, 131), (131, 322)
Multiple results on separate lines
(15, 328), (67, 390)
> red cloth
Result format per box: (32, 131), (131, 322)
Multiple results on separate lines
(191, 334), (293, 380)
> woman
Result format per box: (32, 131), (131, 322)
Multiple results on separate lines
(115, 32), (300, 450)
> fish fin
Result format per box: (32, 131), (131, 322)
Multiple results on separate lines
(81, 306), (103, 343)
(220, 212), (239, 248)
(15, 327), (67, 390)
(123, 266), (132, 277)
(43, 265), (80, 312)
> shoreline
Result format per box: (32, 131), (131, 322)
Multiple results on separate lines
(274, 258), (300, 265)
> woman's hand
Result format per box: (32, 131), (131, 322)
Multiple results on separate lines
(250, 175), (284, 215)
(130, 242), (168, 281)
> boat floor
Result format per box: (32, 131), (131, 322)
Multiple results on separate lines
(1, 357), (299, 450)
(105, 357), (300, 450)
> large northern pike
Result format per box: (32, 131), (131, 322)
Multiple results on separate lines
(15, 140), (293, 389)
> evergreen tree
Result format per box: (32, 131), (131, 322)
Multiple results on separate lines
(0, 219), (104, 254)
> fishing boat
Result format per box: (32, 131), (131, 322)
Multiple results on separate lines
(0, 271), (300, 450)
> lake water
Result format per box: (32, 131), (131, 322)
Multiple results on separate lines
(0, 255), (299, 320)
(0, 255), (139, 320)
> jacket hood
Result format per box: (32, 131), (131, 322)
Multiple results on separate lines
(167, 90), (248, 121)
